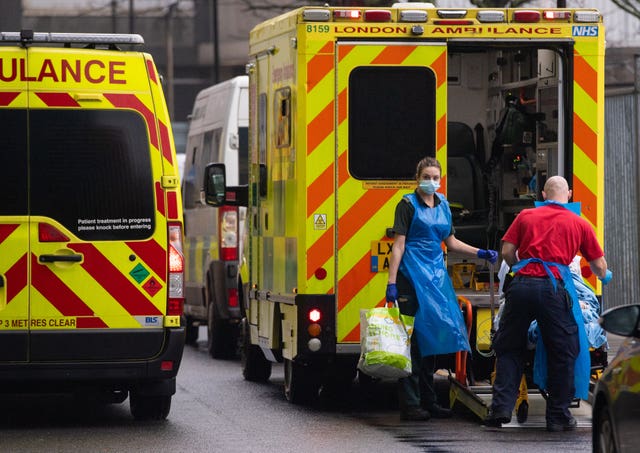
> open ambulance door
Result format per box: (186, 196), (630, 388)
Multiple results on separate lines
(334, 42), (448, 349)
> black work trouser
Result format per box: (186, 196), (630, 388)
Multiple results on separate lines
(396, 271), (439, 410)
(491, 275), (579, 424)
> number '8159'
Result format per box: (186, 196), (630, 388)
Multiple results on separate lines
(307, 25), (330, 33)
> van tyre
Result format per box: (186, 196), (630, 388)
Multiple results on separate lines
(130, 393), (171, 421)
(207, 299), (235, 359)
(185, 316), (199, 345)
(240, 318), (271, 382)
(284, 359), (320, 405)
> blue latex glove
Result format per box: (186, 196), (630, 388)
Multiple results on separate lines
(477, 249), (498, 264)
(386, 283), (398, 303)
(599, 269), (613, 285)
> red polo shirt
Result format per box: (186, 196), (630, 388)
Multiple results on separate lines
(502, 204), (603, 278)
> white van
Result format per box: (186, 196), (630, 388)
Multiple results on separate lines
(182, 76), (248, 358)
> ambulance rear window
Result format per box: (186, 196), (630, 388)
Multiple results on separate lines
(348, 66), (436, 180)
(0, 110), (28, 215)
(29, 109), (155, 241)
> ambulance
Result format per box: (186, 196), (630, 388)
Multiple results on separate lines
(206, 4), (606, 403)
(0, 31), (185, 419)
(182, 75), (249, 358)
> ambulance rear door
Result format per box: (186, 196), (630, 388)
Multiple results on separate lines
(25, 47), (169, 362)
(0, 45), (29, 362)
(334, 41), (448, 345)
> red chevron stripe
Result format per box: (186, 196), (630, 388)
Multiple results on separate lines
(337, 88), (347, 124)
(574, 113), (597, 164)
(342, 295), (386, 342)
(76, 317), (108, 328)
(371, 45), (416, 65)
(307, 41), (334, 93)
(167, 191), (178, 219)
(146, 58), (158, 84)
(156, 181), (165, 216)
(432, 50), (447, 88)
(307, 225), (334, 280)
(574, 51), (597, 102)
(5, 254), (27, 304)
(0, 224), (19, 245)
(104, 93), (159, 149)
(338, 44), (355, 61)
(0, 92), (19, 106)
(307, 163), (334, 217)
(159, 121), (174, 164)
(337, 189), (397, 249)
(307, 100), (334, 154)
(126, 239), (166, 282)
(35, 92), (79, 107)
(68, 243), (162, 316)
(572, 176), (597, 227)
(31, 254), (94, 316)
(337, 251), (374, 311)
(437, 115), (447, 152)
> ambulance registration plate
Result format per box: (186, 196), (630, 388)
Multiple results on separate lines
(370, 240), (393, 272)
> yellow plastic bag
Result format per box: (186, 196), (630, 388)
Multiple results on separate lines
(357, 305), (414, 379)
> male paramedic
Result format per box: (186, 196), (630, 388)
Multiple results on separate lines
(485, 175), (611, 432)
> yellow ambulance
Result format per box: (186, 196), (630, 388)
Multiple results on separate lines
(0, 30), (185, 420)
(206, 4), (606, 404)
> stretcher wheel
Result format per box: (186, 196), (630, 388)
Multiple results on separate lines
(516, 400), (528, 424)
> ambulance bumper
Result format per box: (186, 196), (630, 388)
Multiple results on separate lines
(0, 328), (185, 388)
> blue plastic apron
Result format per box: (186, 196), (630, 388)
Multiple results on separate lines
(399, 192), (471, 356)
(511, 257), (590, 400)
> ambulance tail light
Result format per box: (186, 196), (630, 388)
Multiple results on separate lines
(513, 11), (541, 23)
(364, 10), (392, 22)
(334, 9), (361, 20)
(39, 223), (70, 242)
(543, 10), (571, 21)
(298, 296), (336, 357)
(168, 223), (184, 316)
(219, 206), (239, 262)
(574, 11), (601, 23)
(477, 11), (505, 23)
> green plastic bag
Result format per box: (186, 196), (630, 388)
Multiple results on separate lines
(357, 305), (414, 379)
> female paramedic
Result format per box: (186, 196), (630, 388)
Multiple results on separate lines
(386, 156), (498, 421)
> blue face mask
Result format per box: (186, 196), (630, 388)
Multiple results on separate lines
(419, 180), (440, 195)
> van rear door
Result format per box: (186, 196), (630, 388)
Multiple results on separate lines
(334, 42), (448, 344)
(24, 47), (169, 361)
(0, 46), (29, 362)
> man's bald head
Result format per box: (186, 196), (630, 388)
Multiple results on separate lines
(542, 176), (572, 203)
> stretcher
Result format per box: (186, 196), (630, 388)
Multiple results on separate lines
(447, 264), (608, 423)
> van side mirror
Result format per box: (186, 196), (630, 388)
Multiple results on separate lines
(203, 163), (248, 207)
(204, 163), (226, 207)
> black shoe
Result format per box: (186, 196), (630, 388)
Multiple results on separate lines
(401, 406), (431, 421)
(484, 409), (511, 427)
(426, 404), (453, 419)
(546, 416), (577, 432)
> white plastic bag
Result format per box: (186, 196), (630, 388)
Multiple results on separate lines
(357, 305), (414, 379)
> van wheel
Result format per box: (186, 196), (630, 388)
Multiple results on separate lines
(241, 318), (271, 382)
(130, 393), (171, 421)
(207, 301), (234, 359)
(284, 359), (320, 405)
(185, 316), (199, 345)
